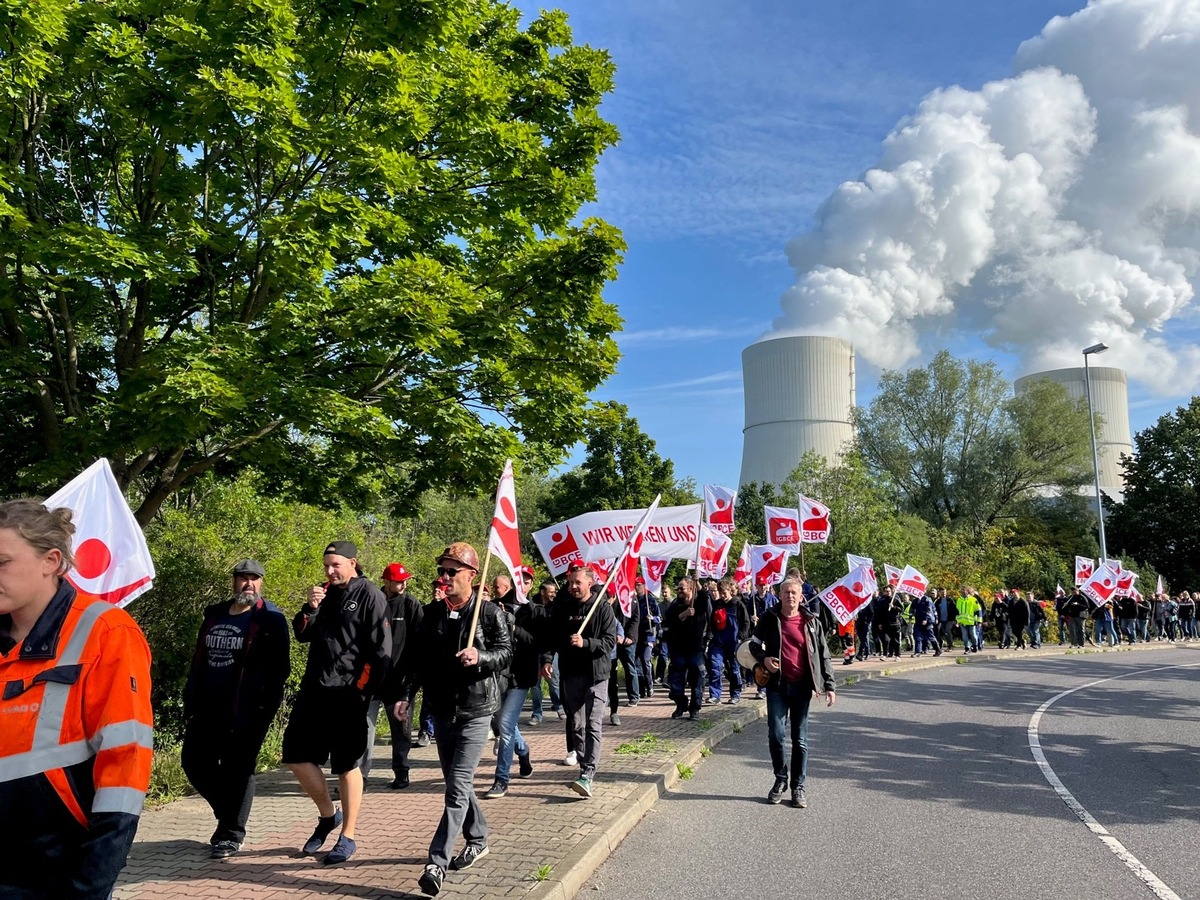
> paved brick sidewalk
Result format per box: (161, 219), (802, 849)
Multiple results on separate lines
(116, 641), (1179, 900)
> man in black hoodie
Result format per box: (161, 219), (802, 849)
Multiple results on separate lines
(182, 559), (291, 859)
(664, 577), (711, 719)
(539, 562), (617, 800)
(283, 541), (391, 865)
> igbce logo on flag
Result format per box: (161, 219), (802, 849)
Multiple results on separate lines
(799, 495), (831, 543)
(704, 485), (737, 535)
(764, 506), (800, 546)
(546, 526), (582, 572)
(819, 564), (877, 626)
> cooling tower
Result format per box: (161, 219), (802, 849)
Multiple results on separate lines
(1013, 366), (1133, 500)
(739, 335), (856, 488)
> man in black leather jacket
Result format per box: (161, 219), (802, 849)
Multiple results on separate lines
(399, 542), (512, 897)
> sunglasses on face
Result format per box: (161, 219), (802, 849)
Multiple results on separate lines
(436, 566), (465, 578)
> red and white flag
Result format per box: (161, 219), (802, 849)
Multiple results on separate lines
(896, 565), (929, 597)
(641, 558), (670, 595)
(799, 495), (831, 543)
(819, 564), (878, 626)
(1114, 569), (1139, 598)
(1056, 584), (1065, 597)
(1074, 556), (1094, 586)
(1081, 561), (1121, 605)
(1105, 558), (1123, 573)
(847, 553), (873, 574)
(487, 459), (526, 602)
(764, 505), (801, 547)
(749, 544), (789, 586)
(694, 522), (732, 579)
(611, 496), (661, 617)
(884, 564), (902, 589)
(734, 542), (752, 588)
(532, 504), (701, 574)
(704, 485), (737, 534)
(45, 459), (156, 608)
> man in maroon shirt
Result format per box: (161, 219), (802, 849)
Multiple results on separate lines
(749, 578), (836, 808)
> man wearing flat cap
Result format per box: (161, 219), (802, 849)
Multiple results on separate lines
(283, 541), (391, 865)
(182, 559), (291, 859)
(398, 542), (512, 897)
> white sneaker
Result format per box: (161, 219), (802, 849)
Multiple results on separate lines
(562, 750), (578, 766)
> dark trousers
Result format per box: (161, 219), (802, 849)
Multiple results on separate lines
(766, 679), (814, 788)
(668, 652), (706, 713)
(562, 674), (606, 778)
(637, 641), (655, 697)
(428, 714), (490, 869)
(608, 643), (640, 711)
(181, 715), (270, 844)
(359, 698), (412, 780)
(881, 624), (901, 657)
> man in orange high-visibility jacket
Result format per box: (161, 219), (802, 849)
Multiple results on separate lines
(0, 499), (154, 899)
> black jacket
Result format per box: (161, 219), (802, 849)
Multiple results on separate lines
(184, 597), (291, 729)
(412, 593), (512, 722)
(636, 592), (662, 646)
(749, 607), (836, 693)
(612, 593), (641, 647)
(541, 586), (618, 684)
(1007, 595), (1031, 629)
(663, 592), (712, 657)
(378, 590), (425, 705)
(508, 602), (550, 690)
(293, 576), (391, 695)
(1062, 593), (1090, 618)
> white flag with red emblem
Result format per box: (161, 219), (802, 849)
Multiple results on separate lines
(884, 564), (902, 588)
(846, 553), (874, 573)
(641, 557), (670, 595)
(1074, 556), (1094, 586)
(798, 494), (831, 543)
(896, 565), (930, 597)
(1081, 561), (1122, 605)
(694, 522), (732, 579)
(749, 544), (790, 586)
(487, 459), (526, 602)
(819, 564), (879, 626)
(764, 505), (801, 547)
(1114, 569), (1139, 598)
(44, 458), (156, 608)
(734, 542), (752, 588)
(611, 496), (661, 617)
(704, 484), (737, 534)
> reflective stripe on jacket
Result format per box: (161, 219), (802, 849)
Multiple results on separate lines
(0, 580), (154, 899)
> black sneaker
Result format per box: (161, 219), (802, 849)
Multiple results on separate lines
(323, 834), (357, 865)
(418, 863), (445, 896)
(671, 708), (686, 719)
(211, 839), (242, 859)
(417, 731), (432, 747)
(483, 781), (507, 799)
(518, 754), (533, 778)
(767, 778), (787, 804)
(389, 774), (410, 790)
(792, 786), (807, 808)
(688, 711), (699, 721)
(451, 843), (489, 870)
(302, 808), (342, 855)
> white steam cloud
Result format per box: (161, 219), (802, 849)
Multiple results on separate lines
(773, 0), (1200, 393)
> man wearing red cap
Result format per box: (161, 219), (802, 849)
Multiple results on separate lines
(398, 543), (512, 897)
(363, 563), (424, 789)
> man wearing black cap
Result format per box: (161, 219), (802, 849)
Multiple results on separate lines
(362, 562), (424, 789)
(181, 559), (291, 859)
(283, 541), (391, 865)
(399, 542), (512, 897)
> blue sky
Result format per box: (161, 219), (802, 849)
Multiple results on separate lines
(512, 0), (1190, 489)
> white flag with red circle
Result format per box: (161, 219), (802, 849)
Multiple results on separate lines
(487, 459), (526, 602)
(734, 542), (752, 588)
(883, 564), (903, 589)
(819, 564), (879, 626)
(641, 557), (670, 595)
(44, 458), (156, 608)
(764, 506), (800, 547)
(896, 565), (930, 597)
(694, 522), (732, 579)
(1081, 562), (1121, 605)
(749, 544), (790, 586)
(798, 495), (831, 543)
(704, 484), (737, 534)
(1114, 569), (1139, 598)
(1074, 556), (1094, 586)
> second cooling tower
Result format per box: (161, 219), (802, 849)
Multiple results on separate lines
(739, 335), (855, 488)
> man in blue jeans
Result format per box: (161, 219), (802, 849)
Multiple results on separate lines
(749, 578), (836, 808)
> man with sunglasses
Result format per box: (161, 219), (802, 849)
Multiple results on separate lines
(398, 543), (512, 897)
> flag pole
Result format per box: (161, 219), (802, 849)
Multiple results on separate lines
(576, 547), (628, 634)
(467, 545), (494, 649)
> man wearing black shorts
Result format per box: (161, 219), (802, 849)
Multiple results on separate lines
(283, 541), (390, 864)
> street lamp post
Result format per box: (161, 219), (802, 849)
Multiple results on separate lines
(1083, 342), (1108, 561)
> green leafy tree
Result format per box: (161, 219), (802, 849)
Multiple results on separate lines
(1108, 398), (1200, 590)
(541, 401), (694, 522)
(854, 351), (1093, 532)
(1, 0), (623, 522)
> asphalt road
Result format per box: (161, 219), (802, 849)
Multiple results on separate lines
(586, 648), (1200, 900)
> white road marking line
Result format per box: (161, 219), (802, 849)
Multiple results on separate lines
(1028, 662), (1200, 900)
